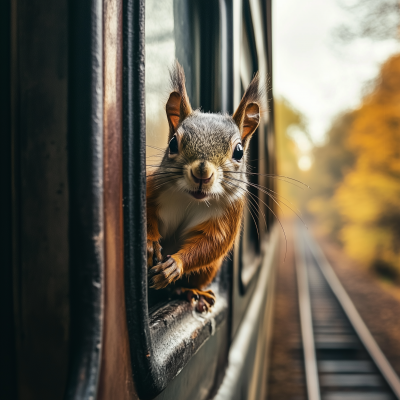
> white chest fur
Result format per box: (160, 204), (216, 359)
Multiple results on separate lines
(157, 188), (225, 239)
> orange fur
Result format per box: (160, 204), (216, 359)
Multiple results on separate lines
(146, 176), (162, 267)
(147, 173), (244, 290)
(171, 202), (243, 283)
(146, 62), (263, 309)
(146, 176), (161, 242)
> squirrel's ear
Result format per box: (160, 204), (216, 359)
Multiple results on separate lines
(166, 92), (183, 134)
(240, 102), (260, 143)
(233, 73), (262, 147)
(166, 61), (192, 139)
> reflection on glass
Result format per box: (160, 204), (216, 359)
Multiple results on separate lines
(145, 0), (175, 159)
(240, 6), (262, 287)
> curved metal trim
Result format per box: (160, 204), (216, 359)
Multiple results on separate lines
(122, 0), (154, 397)
(65, 0), (104, 398)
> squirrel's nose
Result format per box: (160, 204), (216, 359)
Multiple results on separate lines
(191, 170), (213, 184)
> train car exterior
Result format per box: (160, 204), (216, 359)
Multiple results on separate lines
(1, 0), (278, 399)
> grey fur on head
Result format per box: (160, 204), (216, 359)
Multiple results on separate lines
(153, 61), (265, 206)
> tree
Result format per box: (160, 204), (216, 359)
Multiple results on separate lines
(274, 97), (308, 214)
(335, 54), (400, 280)
(305, 112), (356, 238)
(334, 0), (400, 42)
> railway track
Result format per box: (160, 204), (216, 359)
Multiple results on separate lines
(295, 226), (400, 400)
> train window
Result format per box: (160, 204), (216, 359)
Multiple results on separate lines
(123, 1), (232, 398)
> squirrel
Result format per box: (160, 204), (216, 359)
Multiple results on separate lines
(147, 61), (263, 312)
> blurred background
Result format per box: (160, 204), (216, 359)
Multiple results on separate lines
(273, 0), (400, 290)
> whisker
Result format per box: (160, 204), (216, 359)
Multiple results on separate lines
(224, 175), (307, 228)
(146, 144), (165, 151)
(224, 179), (262, 238)
(153, 176), (182, 190)
(246, 157), (268, 163)
(146, 164), (185, 170)
(245, 182), (307, 227)
(224, 170), (310, 189)
(246, 202), (260, 239)
(246, 181), (302, 214)
(222, 178), (287, 261)
(245, 162), (255, 171)
(229, 174), (305, 190)
(261, 190), (307, 228)
(147, 171), (181, 177)
(249, 190), (287, 261)
(224, 176), (286, 224)
(146, 154), (164, 159)
(222, 180), (267, 233)
(185, 201), (193, 213)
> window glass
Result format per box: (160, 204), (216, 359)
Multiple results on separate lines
(145, 0), (196, 307)
(239, 3), (262, 289)
(145, 0), (175, 159)
(145, 0), (194, 160)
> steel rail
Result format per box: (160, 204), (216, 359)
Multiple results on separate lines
(305, 232), (400, 399)
(295, 233), (321, 400)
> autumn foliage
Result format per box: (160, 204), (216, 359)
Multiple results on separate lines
(335, 54), (400, 279)
(308, 54), (400, 281)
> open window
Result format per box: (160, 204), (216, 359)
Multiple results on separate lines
(123, 1), (233, 398)
(122, 0), (277, 397)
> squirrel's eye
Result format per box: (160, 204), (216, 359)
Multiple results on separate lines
(232, 143), (243, 161)
(169, 136), (178, 154)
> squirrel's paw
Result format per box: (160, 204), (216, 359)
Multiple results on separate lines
(147, 239), (162, 268)
(149, 255), (182, 289)
(178, 288), (216, 313)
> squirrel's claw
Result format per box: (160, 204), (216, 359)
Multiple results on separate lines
(149, 255), (182, 289)
(147, 240), (162, 268)
(197, 296), (212, 313)
(178, 288), (216, 313)
(196, 291), (216, 312)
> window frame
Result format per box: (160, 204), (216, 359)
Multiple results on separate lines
(65, 0), (105, 398)
(237, 0), (273, 295)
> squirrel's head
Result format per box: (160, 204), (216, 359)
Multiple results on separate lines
(156, 62), (263, 205)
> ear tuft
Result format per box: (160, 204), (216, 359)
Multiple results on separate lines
(166, 61), (192, 139)
(232, 73), (264, 145)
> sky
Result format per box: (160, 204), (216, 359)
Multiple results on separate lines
(273, 0), (400, 145)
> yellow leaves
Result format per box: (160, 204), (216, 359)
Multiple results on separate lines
(335, 171), (400, 225)
(348, 55), (400, 176)
(305, 54), (400, 278)
(327, 54), (400, 276)
(339, 225), (391, 264)
(349, 104), (400, 174)
(275, 97), (307, 213)
(277, 53), (400, 280)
